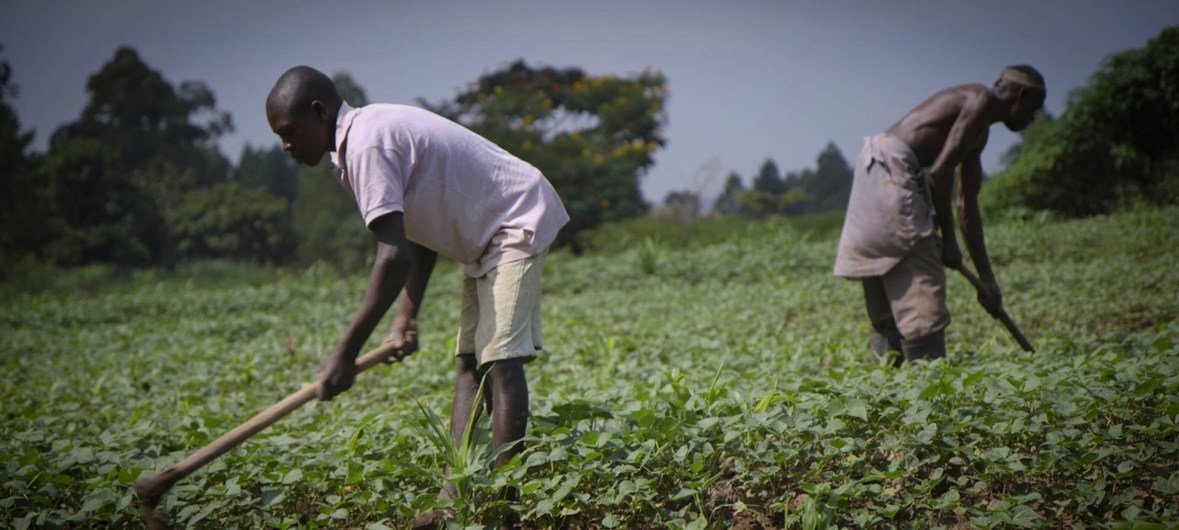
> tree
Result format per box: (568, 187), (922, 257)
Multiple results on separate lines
(0, 44), (52, 276)
(751, 159), (786, 195)
(728, 143), (849, 218)
(41, 47), (233, 266)
(998, 110), (1055, 171)
(291, 160), (373, 270)
(52, 48), (231, 183)
(984, 27), (1179, 215)
(806, 142), (854, 212)
(333, 72), (370, 107)
(170, 182), (292, 263)
(661, 190), (701, 223)
(422, 60), (668, 246)
(236, 143), (298, 206)
(737, 186), (813, 218)
(780, 170), (813, 216)
(713, 172), (746, 215)
(0, 46), (31, 211)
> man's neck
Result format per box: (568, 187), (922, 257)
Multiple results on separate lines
(328, 101), (344, 152)
(981, 88), (1008, 127)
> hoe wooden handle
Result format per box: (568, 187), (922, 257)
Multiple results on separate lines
(134, 342), (402, 529)
(952, 265), (1036, 353)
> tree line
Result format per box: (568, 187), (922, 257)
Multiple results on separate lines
(714, 142), (854, 219)
(4, 26), (1176, 278)
(0, 49), (668, 276)
(656, 142), (854, 223)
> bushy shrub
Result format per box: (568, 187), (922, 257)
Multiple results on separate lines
(170, 182), (293, 263)
(984, 27), (1179, 215)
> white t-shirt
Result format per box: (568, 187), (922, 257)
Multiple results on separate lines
(330, 102), (569, 277)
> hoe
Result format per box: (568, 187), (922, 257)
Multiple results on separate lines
(133, 342), (402, 529)
(952, 263), (1036, 353)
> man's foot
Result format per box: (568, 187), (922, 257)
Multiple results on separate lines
(869, 319), (904, 366)
(901, 330), (946, 362)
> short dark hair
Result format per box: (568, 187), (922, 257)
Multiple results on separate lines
(267, 66), (342, 117)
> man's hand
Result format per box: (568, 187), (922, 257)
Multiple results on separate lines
(384, 318), (419, 363)
(940, 239), (964, 270)
(317, 350), (357, 401)
(976, 280), (1004, 318)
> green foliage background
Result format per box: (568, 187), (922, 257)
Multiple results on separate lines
(422, 60), (668, 248)
(2, 207), (1176, 528)
(983, 27), (1179, 216)
(717, 143), (854, 220)
(0, 52), (672, 275)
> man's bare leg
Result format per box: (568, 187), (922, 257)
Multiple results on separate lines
(863, 278), (904, 366)
(486, 358), (529, 467)
(411, 354), (486, 530)
(451, 354), (487, 449)
(486, 358), (528, 529)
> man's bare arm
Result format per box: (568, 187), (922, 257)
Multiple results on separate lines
(318, 212), (414, 399)
(956, 150), (994, 281)
(927, 91), (994, 268)
(930, 168), (962, 268)
(386, 241), (438, 356)
(956, 150), (1004, 315)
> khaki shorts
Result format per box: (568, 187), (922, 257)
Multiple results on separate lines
(862, 236), (951, 339)
(455, 251), (546, 367)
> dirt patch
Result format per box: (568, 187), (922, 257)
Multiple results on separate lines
(731, 509), (774, 530)
(706, 479), (741, 509)
(704, 479), (777, 530)
(1096, 308), (1176, 334)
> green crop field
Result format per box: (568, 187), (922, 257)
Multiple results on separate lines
(3, 207), (1178, 529)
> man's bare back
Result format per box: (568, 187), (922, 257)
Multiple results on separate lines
(886, 84), (996, 171)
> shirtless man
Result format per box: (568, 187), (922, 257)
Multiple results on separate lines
(834, 65), (1046, 364)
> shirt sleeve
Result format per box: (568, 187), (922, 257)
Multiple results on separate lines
(347, 146), (405, 228)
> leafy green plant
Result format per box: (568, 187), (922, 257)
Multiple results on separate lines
(637, 236), (662, 276)
(1, 206), (1177, 528)
(404, 372), (504, 527)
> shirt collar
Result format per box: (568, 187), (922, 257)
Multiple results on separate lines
(330, 101), (359, 168)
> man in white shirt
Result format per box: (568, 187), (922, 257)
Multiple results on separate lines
(266, 66), (569, 527)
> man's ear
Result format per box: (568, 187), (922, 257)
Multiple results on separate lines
(311, 100), (329, 123)
(1001, 83), (1021, 105)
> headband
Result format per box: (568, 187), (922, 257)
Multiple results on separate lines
(1000, 68), (1044, 91)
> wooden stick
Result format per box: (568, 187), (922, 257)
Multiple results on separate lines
(134, 342), (402, 529)
(951, 265), (1036, 353)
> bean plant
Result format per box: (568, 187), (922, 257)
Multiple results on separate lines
(2, 207), (1177, 528)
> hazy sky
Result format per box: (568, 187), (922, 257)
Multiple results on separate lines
(3, 1), (1176, 202)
